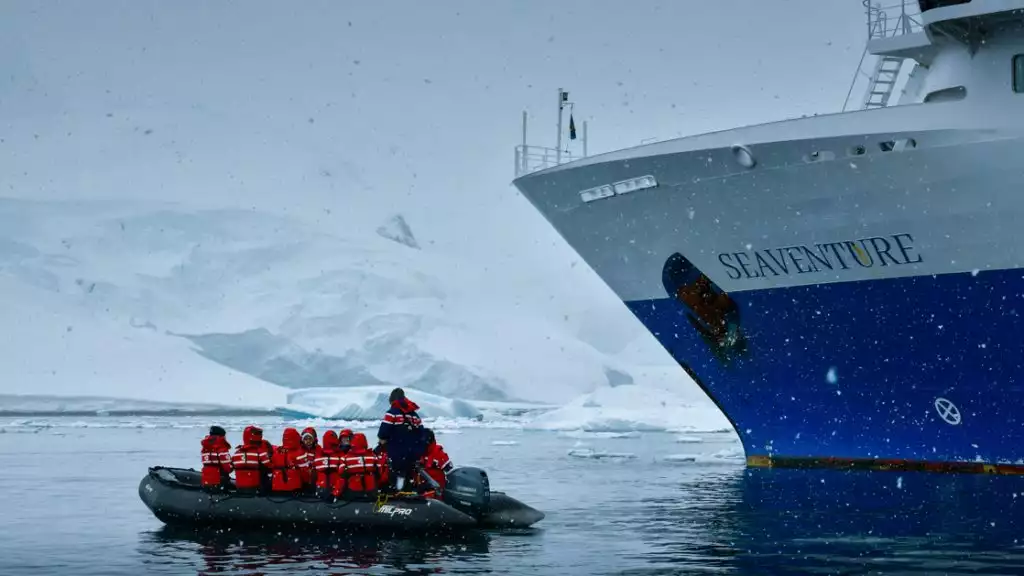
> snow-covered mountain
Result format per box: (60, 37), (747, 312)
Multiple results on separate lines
(0, 197), (643, 409)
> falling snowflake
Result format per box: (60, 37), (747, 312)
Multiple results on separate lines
(826, 367), (838, 384)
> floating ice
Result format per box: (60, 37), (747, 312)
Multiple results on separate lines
(661, 454), (699, 463)
(710, 447), (745, 460)
(567, 448), (637, 460)
(559, 430), (642, 440)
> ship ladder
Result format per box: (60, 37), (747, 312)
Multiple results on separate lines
(863, 55), (904, 108)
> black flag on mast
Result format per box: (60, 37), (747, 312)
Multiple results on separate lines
(569, 114), (577, 140)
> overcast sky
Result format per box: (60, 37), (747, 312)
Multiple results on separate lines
(0, 0), (870, 358)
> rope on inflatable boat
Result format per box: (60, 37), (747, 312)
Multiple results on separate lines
(149, 467), (422, 509)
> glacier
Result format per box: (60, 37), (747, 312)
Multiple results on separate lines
(0, 198), (698, 422)
(281, 386), (485, 420)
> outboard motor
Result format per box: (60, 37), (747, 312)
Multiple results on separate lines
(442, 466), (490, 519)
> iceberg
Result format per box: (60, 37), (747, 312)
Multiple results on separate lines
(525, 367), (733, 434)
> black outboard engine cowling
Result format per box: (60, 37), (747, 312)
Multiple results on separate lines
(442, 467), (490, 519)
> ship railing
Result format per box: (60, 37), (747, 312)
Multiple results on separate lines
(514, 145), (578, 178)
(865, 0), (924, 39)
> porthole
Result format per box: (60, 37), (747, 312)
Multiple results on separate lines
(731, 145), (757, 169)
(804, 150), (836, 163)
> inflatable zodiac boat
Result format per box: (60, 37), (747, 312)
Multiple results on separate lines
(138, 466), (544, 532)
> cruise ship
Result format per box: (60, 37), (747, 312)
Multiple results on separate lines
(512, 0), (1024, 473)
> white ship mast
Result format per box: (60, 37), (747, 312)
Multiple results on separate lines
(514, 88), (589, 178)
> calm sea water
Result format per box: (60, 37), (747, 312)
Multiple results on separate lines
(3, 417), (1024, 575)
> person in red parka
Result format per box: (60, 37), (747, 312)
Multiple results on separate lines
(337, 429), (354, 454)
(313, 430), (342, 501)
(335, 433), (381, 499)
(232, 425), (272, 492)
(418, 428), (453, 492)
(297, 427), (318, 488)
(200, 425), (233, 492)
(271, 427), (304, 493)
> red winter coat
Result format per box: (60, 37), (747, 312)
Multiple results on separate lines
(336, 433), (381, 496)
(296, 427), (318, 486)
(314, 430), (342, 490)
(232, 426), (271, 490)
(419, 442), (453, 490)
(200, 434), (233, 487)
(271, 428), (304, 492)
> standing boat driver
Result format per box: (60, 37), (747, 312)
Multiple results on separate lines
(376, 387), (427, 492)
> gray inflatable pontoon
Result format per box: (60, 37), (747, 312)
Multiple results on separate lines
(138, 466), (544, 532)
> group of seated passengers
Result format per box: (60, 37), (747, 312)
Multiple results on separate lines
(199, 423), (452, 501)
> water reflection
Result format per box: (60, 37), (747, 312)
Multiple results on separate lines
(143, 525), (493, 575)
(630, 467), (1024, 575)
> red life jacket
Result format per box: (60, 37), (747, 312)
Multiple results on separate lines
(314, 430), (342, 490)
(232, 426), (271, 490)
(200, 434), (233, 487)
(296, 427), (318, 486)
(271, 427), (305, 492)
(336, 433), (380, 495)
(419, 442), (453, 490)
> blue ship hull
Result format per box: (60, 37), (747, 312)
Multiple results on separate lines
(627, 266), (1024, 471)
(510, 104), (1024, 472)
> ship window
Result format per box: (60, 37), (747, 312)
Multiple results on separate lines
(920, 0), (971, 10)
(803, 150), (835, 163)
(879, 138), (917, 152)
(1014, 55), (1024, 93)
(924, 86), (966, 102)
